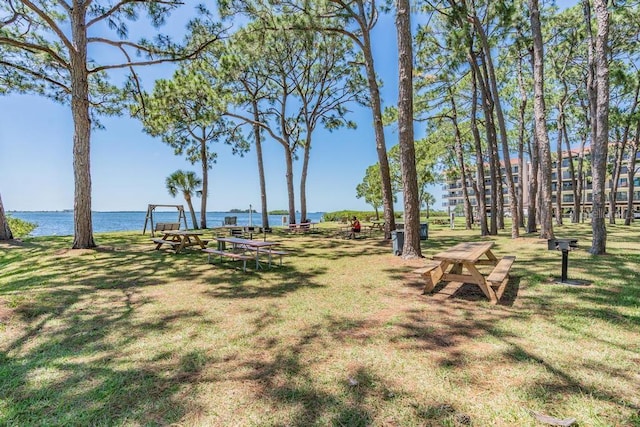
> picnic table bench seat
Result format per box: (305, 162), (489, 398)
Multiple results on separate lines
(413, 261), (446, 294)
(152, 238), (180, 247)
(203, 248), (254, 272)
(486, 256), (516, 300)
(362, 225), (377, 236)
(243, 247), (290, 266)
(154, 222), (180, 232)
(288, 223), (312, 233)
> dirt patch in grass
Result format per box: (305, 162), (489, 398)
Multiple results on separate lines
(0, 239), (25, 248)
(0, 301), (14, 324)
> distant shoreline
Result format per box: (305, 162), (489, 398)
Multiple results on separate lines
(8, 210), (325, 214)
(9, 211), (326, 237)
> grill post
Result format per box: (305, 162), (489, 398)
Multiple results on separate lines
(561, 249), (569, 283)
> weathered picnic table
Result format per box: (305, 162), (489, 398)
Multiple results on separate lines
(415, 241), (515, 304)
(152, 230), (207, 253)
(203, 237), (287, 272)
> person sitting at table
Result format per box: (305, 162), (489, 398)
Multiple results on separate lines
(348, 216), (361, 239)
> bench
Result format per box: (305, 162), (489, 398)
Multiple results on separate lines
(244, 247), (290, 266)
(223, 216), (237, 226)
(486, 256), (516, 300)
(202, 248), (254, 272)
(229, 228), (244, 237)
(288, 223), (311, 233)
(152, 238), (181, 249)
(367, 224), (383, 234)
(413, 261), (445, 294)
(154, 222), (180, 232)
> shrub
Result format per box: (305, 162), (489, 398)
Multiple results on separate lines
(7, 215), (37, 237)
(324, 210), (446, 222)
(322, 210), (404, 222)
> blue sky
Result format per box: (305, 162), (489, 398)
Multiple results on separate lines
(0, 4), (427, 213)
(0, 1), (575, 213)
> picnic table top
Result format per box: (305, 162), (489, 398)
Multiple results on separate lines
(163, 230), (204, 236)
(216, 237), (279, 247)
(432, 241), (494, 263)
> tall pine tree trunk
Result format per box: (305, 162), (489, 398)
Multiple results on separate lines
(71, 2), (95, 249)
(517, 38), (528, 229)
(562, 124), (580, 223)
(607, 140), (624, 223)
(607, 83), (638, 223)
(200, 134), (208, 229)
(589, 0), (610, 255)
(252, 102), (269, 229)
(396, 0), (421, 258)
(614, 83), (640, 224)
(576, 128), (588, 222)
(472, 16), (519, 238)
(361, 24), (395, 238)
(468, 50), (498, 234)
(300, 135), (311, 223)
(625, 121), (639, 225)
(527, 132), (539, 234)
(449, 91), (472, 230)
(284, 145), (296, 224)
(470, 66), (489, 236)
(555, 110), (564, 225)
(530, 0), (554, 239)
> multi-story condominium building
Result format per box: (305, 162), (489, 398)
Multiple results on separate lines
(443, 148), (640, 220)
(442, 158), (526, 218)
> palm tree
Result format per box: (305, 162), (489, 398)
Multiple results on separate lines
(423, 192), (436, 220)
(166, 170), (202, 229)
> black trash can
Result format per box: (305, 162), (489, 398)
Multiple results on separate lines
(391, 230), (404, 256)
(420, 223), (428, 240)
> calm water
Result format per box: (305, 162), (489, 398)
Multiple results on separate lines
(8, 211), (325, 237)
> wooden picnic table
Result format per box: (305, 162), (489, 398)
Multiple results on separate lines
(209, 237), (283, 270)
(152, 230), (207, 253)
(287, 222), (317, 233)
(370, 220), (385, 231)
(417, 241), (514, 304)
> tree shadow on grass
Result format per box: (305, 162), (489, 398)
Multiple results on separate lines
(497, 337), (640, 423)
(230, 320), (409, 426)
(284, 237), (391, 262)
(0, 234), (239, 424)
(0, 291), (214, 425)
(0, 353), (191, 425)
(0, 240), (211, 295)
(379, 299), (640, 423)
(202, 267), (327, 299)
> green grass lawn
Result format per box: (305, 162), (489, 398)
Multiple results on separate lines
(1, 222), (639, 426)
